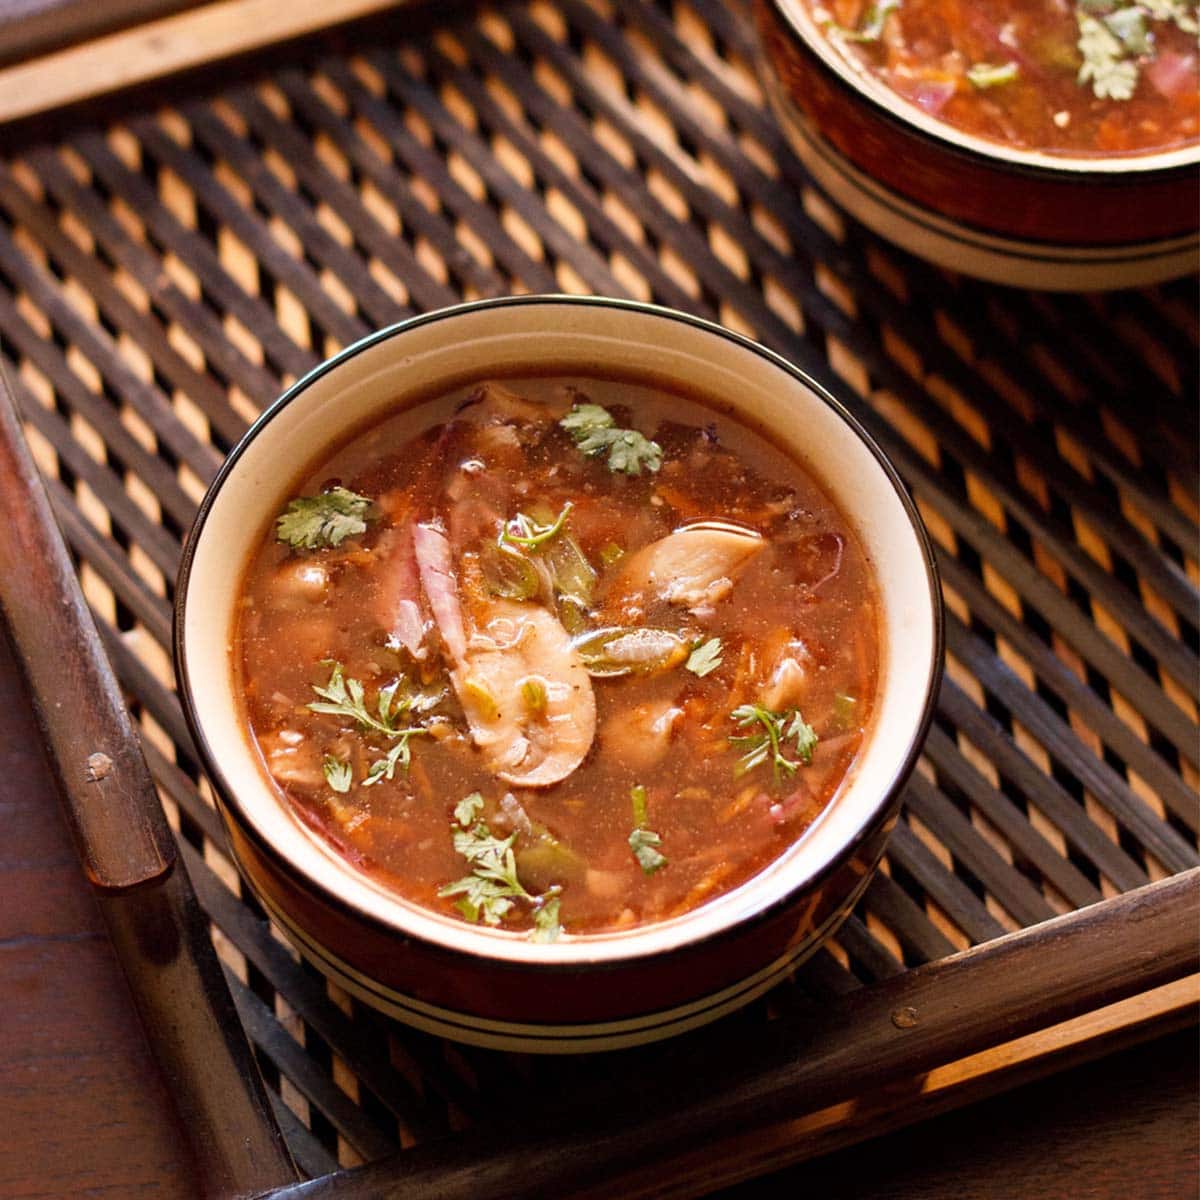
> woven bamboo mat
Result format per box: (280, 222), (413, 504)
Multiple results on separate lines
(2, 0), (1196, 1182)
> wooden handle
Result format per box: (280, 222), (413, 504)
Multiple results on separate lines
(0, 365), (299, 1194)
(0, 365), (176, 891)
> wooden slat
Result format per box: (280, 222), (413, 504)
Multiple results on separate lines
(0, 0), (405, 125)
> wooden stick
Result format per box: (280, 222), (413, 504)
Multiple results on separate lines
(0, 0), (402, 126)
(269, 868), (1199, 1199)
(0, 367), (299, 1198)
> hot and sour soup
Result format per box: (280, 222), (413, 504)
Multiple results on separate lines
(803, 0), (1200, 156)
(236, 376), (879, 940)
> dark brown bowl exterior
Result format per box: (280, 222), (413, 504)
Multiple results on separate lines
(756, 0), (1200, 247)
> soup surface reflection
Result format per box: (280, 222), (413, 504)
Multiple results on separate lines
(236, 375), (879, 939)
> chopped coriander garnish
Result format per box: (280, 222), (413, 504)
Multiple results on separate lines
(560, 403), (663, 476)
(1103, 6), (1150, 52)
(729, 703), (819, 783)
(599, 542), (625, 567)
(1141, 0), (1197, 35)
(439, 795), (563, 939)
(1077, 12), (1138, 99)
(454, 792), (485, 827)
(362, 738), (415, 787)
(686, 637), (724, 677)
(629, 827), (668, 875)
(831, 0), (901, 43)
(322, 754), (353, 794)
(628, 784), (667, 874)
(531, 897), (563, 943)
(967, 61), (1020, 88)
(310, 662), (425, 738)
(501, 501), (574, 549)
(276, 486), (374, 550)
(1073, 2), (1198, 102)
(309, 662), (429, 782)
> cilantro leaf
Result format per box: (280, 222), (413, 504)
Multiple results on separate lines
(786, 710), (819, 767)
(309, 662), (426, 738)
(531, 897), (563, 943)
(606, 429), (663, 475)
(1103, 6), (1150, 53)
(309, 662), (430, 783)
(439, 798), (565, 940)
(322, 754), (353, 794)
(1077, 11), (1138, 100)
(729, 702), (820, 782)
(628, 784), (667, 874)
(454, 792), (484, 828)
(686, 637), (724, 677)
(559, 402), (615, 441)
(560, 403), (663, 476)
(276, 487), (375, 550)
(362, 738), (415, 787)
(629, 827), (668, 875)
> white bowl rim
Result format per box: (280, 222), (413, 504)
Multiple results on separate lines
(174, 294), (945, 971)
(770, 0), (1200, 177)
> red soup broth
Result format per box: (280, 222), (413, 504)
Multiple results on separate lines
(803, 0), (1200, 156)
(235, 375), (880, 939)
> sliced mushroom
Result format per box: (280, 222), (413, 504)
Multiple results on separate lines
(613, 520), (764, 611)
(414, 524), (596, 787)
(454, 600), (596, 787)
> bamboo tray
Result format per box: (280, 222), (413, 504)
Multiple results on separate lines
(1, 0), (1196, 1192)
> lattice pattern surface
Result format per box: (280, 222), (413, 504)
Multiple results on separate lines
(2, 0), (1197, 1177)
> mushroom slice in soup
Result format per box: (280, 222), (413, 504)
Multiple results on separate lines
(455, 601), (596, 787)
(414, 524), (596, 787)
(614, 520), (764, 610)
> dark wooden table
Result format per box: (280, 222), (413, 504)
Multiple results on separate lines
(2, 624), (1195, 1199)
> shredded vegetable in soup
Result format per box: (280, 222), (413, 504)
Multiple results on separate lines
(236, 376), (879, 939)
(804, 0), (1200, 155)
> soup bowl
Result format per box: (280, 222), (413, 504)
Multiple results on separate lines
(755, 0), (1200, 290)
(175, 295), (942, 1052)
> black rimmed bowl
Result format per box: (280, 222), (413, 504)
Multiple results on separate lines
(756, 0), (1200, 290)
(175, 296), (943, 1053)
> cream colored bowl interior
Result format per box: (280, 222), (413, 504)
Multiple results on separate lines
(180, 299), (938, 965)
